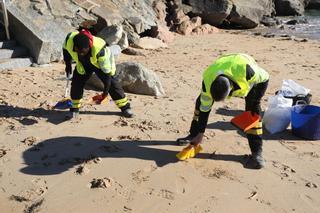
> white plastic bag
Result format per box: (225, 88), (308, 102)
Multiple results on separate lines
(263, 94), (293, 134)
(279, 79), (310, 97)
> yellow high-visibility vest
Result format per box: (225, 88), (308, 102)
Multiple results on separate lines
(200, 53), (269, 112)
(63, 32), (116, 76)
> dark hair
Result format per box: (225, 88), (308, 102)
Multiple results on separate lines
(73, 33), (90, 49)
(210, 75), (231, 101)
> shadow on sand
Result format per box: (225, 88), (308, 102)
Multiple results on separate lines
(0, 105), (121, 125)
(20, 136), (252, 175)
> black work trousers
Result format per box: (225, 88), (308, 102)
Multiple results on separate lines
(71, 67), (130, 111)
(245, 80), (268, 154)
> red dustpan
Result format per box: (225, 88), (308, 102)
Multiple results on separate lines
(231, 111), (261, 132)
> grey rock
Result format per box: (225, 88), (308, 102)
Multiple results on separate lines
(86, 62), (165, 97)
(128, 17), (145, 34)
(118, 31), (129, 50)
(116, 62), (165, 96)
(0, 58), (33, 71)
(0, 40), (17, 49)
(275, 0), (305, 16)
(307, 0), (320, 9)
(227, 0), (275, 29)
(122, 48), (146, 56)
(97, 25), (123, 45)
(185, 0), (233, 26)
(261, 16), (279, 27)
(0, 47), (28, 60)
(185, 0), (274, 29)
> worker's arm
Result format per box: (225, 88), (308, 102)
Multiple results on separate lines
(62, 33), (73, 77)
(63, 49), (72, 77)
(190, 82), (213, 145)
(96, 48), (113, 96)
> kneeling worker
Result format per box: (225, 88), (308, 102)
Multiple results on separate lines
(177, 53), (269, 169)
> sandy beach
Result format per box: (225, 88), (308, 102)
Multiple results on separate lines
(0, 31), (319, 213)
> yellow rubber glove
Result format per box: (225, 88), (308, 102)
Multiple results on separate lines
(176, 144), (203, 161)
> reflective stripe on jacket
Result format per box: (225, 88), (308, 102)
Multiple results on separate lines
(63, 31), (116, 76)
(200, 53), (269, 112)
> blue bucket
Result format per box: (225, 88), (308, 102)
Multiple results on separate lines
(291, 105), (320, 140)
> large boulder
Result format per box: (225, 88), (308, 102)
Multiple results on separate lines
(306, 0), (320, 8)
(185, 0), (233, 26)
(184, 0), (274, 29)
(116, 62), (165, 96)
(227, 0), (274, 28)
(274, 0), (305, 16)
(86, 62), (165, 97)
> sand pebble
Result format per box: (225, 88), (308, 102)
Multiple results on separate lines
(0, 149), (7, 158)
(21, 136), (39, 146)
(75, 165), (90, 175)
(90, 178), (113, 189)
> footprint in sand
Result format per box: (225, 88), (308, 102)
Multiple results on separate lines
(271, 161), (296, 180)
(24, 199), (45, 213)
(200, 167), (236, 181)
(11, 178), (48, 206)
(21, 136), (39, 146)
(305, 182), (318, 189)
(147, 188), (175, 200)
(89, 178), (136, 201)
(114, 118), (129, 127)
(131, 165), (157, 184)
(0, 148), (7, 158)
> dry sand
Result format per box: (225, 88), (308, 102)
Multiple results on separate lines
(0, 31), (319, 213)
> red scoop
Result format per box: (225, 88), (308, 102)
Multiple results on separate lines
(231, 111), (261, 132)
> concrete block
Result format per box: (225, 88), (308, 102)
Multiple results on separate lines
(0, 46), (28, 59)
(6, 5), (68, 64)
(0, 57), (32, 71)
(7, 5), (51, 64)
(0, 40), (16, 49)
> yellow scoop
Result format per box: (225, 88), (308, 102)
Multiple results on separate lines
(176, 144), (203, 161)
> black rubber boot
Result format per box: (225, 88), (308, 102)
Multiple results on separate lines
(246, 135), (265, 169)
(176, 134), (194, 146)
(121, 108), (134, 118)
(245, 151), (265, 169)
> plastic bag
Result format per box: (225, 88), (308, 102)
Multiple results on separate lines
(279, 79), (310, 97)
(263, 94), (293, 134)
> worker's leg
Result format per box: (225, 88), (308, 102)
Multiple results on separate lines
(108, 76), (133, 118)
(245, 81), (268, 169)
(69, 69), (92, 116)
(177, 95), (201, 145)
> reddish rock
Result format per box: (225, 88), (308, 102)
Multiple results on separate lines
(177, 16), (202, 35)
(192, 24), (220, 35)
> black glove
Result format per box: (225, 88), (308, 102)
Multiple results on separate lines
(65, 65), (72, 78)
